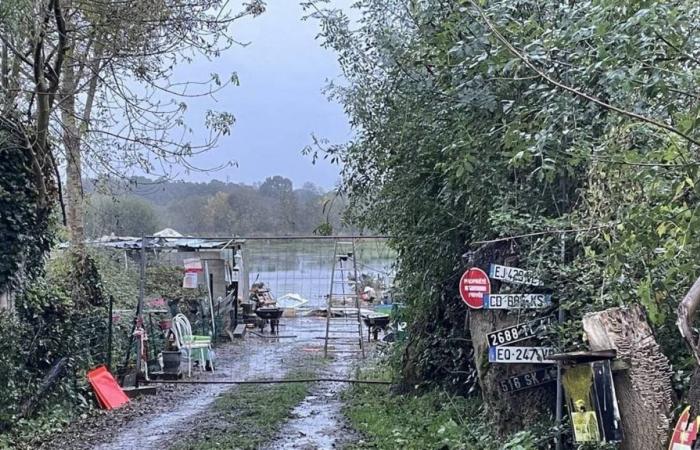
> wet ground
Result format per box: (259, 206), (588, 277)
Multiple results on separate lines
(263, 359), (357, 450)
(42, 316), (366, 450)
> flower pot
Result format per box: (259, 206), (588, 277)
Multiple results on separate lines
(161, 350), (181, 374)
(159, 319), (172, 330)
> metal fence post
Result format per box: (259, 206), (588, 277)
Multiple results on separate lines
(135, 236), (146, 385)
(107, 295), (113, 371)
(555, 233), (566, 450)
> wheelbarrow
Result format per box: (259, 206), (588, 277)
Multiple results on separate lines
(255, 307), (284, 334)
(363, 314), (391, 341)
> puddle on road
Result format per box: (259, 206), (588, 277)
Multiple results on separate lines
(96, 317), (363, 450)
(265, 317), (365, 450)
(264, 357), (356, 450)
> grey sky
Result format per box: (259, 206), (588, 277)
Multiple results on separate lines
(177, 1), (352, 189)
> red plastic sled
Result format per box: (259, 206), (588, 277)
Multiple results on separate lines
(87, 366), (129, 410)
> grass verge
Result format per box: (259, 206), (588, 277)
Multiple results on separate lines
(170, 358), (324, 450)
(342, 366), (544, 450)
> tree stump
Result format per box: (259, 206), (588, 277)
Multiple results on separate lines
(582, 305), (673, 450)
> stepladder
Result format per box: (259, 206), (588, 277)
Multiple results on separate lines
(324, 239), (365, 359)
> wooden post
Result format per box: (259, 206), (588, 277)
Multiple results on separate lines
(582, 305), (673, 450)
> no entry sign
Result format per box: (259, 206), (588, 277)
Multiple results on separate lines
(460, 267), (491, 309)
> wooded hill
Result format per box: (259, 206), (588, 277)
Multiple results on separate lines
(82, 176), (348, 238)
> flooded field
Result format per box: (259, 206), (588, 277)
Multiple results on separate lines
(243, 238), (395, 308)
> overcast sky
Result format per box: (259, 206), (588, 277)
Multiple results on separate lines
(173, 1), (352, 189)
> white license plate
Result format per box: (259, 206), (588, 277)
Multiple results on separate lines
(488, 346), (555, 364)
(487, 316), (553, 346)
(484, 294), (552, 309)
(489, 264), (543, 286)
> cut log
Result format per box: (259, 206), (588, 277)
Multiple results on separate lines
(677, 275), (700, 363)
(582, 305), (673, 450)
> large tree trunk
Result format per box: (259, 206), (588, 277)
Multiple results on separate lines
(582, 305), (673, 450)
(60, 50), (85, 246)
(469, 307), (557, 435)
(466, 244), (555, 435)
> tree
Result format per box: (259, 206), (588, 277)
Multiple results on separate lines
(308, 0), (700, 440)
(2, 0), (266, 246)
(259, 175), (294, 198)
(84, 194), (160, 238)
(259, 175), (298, 232)
(202, 191), (236, 235)
(0, 0), (68, 306)
(165, 195), (209, 234)
(57, 0), (265, 246)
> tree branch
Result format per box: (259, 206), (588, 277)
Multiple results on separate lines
(469, 0), (700, 147)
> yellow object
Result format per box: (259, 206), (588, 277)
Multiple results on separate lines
(572, 411), (600, 442)
(563, 365), (601, 443)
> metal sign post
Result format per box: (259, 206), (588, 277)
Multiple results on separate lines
(555, 233), (566, 450)
(135, 236), (146, 385)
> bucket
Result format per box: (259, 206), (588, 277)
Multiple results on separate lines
(161, 350), (181, 374)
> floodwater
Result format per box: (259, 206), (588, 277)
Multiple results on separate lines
(245, 243), (395, 309)
(94, 316), (365, 450)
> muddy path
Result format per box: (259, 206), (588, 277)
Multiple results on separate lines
(262, 352), (358, 450)
(42, 316), (365, 450)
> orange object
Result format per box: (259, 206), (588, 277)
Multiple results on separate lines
(87, 366), (129, 410)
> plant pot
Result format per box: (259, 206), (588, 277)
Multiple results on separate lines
(161, 350), (181, 374)
(159, 319), (172, 330)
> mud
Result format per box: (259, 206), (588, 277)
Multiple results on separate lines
(42, 316), (366, 450)
(263, 354), (357, 450)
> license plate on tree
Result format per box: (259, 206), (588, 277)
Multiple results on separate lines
(488, 346), (555, 364)
(499, 366), (558, 393)
(486, 316), (553, 346)
(483, 293), (551, 309)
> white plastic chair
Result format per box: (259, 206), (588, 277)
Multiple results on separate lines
(171, 313), (214, 377)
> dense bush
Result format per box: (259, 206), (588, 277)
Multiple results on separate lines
(311, 0), (700, 390)
(0, 117), (55, 296)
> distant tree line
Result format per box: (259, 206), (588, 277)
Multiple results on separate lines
(84, 176), (349, 238)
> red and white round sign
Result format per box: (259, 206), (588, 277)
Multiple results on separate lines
(459, 267), (490, 309)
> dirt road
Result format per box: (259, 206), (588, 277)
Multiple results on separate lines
(43, 316), (364, 450)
